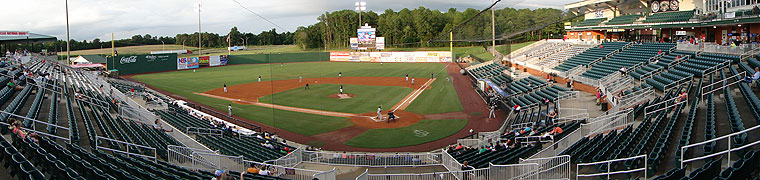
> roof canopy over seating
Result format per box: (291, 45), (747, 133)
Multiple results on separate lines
(0, 31), (57, 44)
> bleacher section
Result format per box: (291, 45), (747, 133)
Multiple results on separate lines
(157, 106), (292, 162)
(553, 42), (628, 72)
(643, 10), (695, 23)
(580, 43), (675, 80)
(469, 63), (509, 80)
(0, 58), (291, 180)
(449, 122), (579, 169)
(642, 52), (736, 91)
(538, 46), (589, 68)
(604, 14), (642, 25)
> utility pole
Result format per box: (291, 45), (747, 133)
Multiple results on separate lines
(65, 0), (71, 64)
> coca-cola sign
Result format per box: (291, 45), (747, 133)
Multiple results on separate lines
(120, 56), (137, 64)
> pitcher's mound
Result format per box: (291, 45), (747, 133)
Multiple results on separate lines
(328, 93), (356, 99)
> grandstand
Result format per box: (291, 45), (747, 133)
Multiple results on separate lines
(4, 0), (760, 179)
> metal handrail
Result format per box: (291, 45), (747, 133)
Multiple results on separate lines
(576, 155), (647, 179)
(681, 124), (760, 169)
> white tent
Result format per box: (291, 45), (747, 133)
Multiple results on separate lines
(71, 55), (91, 65)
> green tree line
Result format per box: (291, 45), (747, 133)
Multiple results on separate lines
(3, 27), (294, 53)
(294, 7), (568, 50)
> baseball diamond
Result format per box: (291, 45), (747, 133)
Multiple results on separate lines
(131, 61), (502, 150)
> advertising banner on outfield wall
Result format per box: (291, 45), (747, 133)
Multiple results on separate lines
(177, 57), (200, 70)
(177, 58), (188, 70)
(329, 51), (452, 63)
(199, 56), (210, 65)
(108, 53), (177, 75)
(209, 55), (228, 66)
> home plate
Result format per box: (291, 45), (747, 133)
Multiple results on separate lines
(369, 116), (401, 122)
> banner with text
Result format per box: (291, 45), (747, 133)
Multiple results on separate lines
(108, 53), (177, 75)
(329, 51), (452, 63)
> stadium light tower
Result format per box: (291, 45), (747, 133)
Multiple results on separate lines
(65, 0), (71, 64)
(195, 2), (202, 57)
(355, 1), (366, 27)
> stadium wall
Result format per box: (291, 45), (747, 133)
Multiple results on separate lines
(108, 53), (177, 75)
(329, 51), (453, 62)
(227, 52), (329, 65)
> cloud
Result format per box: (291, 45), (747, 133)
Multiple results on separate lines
(3, 0), (568, 41)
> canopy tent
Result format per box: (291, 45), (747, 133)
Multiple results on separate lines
(71, 55), (107, 64)
(71, 63), (105, 69)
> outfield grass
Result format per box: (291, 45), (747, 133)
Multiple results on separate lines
(344, 119), (467, 148)
(133, 62), (464, 136)
(259, 84), (413, 114)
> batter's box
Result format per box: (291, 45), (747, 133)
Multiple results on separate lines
(369, 115), (401, 122)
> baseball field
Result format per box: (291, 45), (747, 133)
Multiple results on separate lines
(131, 61), (500, 150)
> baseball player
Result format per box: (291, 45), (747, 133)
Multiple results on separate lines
(228, 104), (232, 116)
(305, 83), (310, 89)
(489, 105), (496, 119)
(376, 106), (383, 120)
(387, 111), (396, 123)
(299, 75), (302, 82)
(338, 72), (342, 78)
(405, 74), (409, 81)
(258, 75), (262, 82)
(411, 77), (415, 85)
(223, 83), (227, 93)
(431, 73), (434, 79)
(339, 85), (343, 94)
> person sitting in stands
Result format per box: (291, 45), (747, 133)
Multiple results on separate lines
(261, 141), (275, 149)
(212, 169), (226, 180)
(744, 67), (760, 85)
(549, 126), (563, 140)
(259, 166), (274, 176)
(7, 79), (22, 91)
(26, 132), (38, 145)
(10, 121), (25, 139)
(246, 164), (260, 174)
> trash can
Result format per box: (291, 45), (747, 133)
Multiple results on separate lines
(601, 102), (608, 111)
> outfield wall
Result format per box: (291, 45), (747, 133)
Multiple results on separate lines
(227, 52), (329, 65)
(330, 51), (452, 63)
(108, 53), (177, 75)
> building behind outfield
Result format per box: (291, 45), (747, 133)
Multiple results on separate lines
(564, 0), (760, 47)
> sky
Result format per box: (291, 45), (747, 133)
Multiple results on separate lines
(2, 0), (572, 41)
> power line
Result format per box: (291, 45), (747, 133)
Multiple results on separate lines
(229, 0), (290, 32)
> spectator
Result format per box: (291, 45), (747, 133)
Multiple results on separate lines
(258, 166), (273, 176)
(619, 66), (626, 76)
(246, 164), (259, 174)
(26, 132), (38, 145)
(743, 67), (760, 84)
(547, 110), (557, 125)
(212, 169), (226, 180)
(549, 126), (563, 136)
(10, 121), (25, 139)
(461, 161), (474, 170)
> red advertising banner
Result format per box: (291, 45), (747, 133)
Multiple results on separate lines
(0, 31), (29, 36)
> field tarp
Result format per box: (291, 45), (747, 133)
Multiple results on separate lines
(108, 53), (177, 75)
(227, 52), (329, 65)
